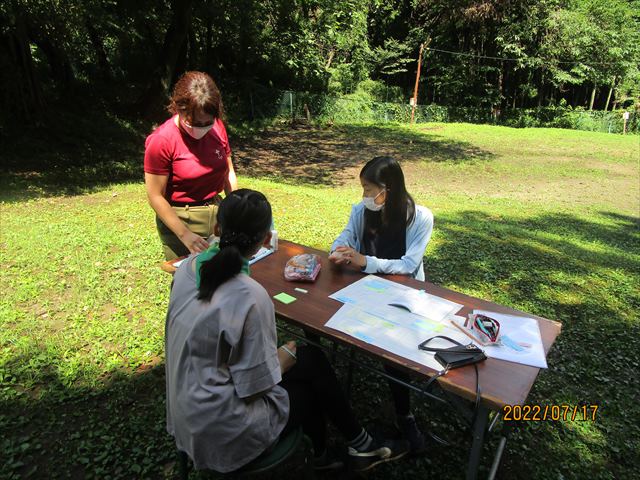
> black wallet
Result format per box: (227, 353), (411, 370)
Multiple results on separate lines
(419, 335), (487, 370)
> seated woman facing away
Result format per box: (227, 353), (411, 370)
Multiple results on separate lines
(329, 156), (434, 455)
(165, 188), (408, 473)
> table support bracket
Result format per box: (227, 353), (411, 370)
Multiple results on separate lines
(466, 404), (490, 480)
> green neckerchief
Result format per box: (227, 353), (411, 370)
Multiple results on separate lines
(195, 243), (251, 289)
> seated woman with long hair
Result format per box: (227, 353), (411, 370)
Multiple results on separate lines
(329, 156), (435, 455)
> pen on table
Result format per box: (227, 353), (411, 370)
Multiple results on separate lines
(450, 320), (487, 346)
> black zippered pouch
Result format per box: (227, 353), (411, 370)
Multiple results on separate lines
(419, 335), (486, 370)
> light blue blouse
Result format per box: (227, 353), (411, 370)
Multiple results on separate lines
(331, 202), (434, 281)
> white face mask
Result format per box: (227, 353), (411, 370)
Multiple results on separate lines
(181, 119), (214, 140)
(362, 190), (385, 211)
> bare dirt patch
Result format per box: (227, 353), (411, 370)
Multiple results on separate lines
(233, 124), (493, 185)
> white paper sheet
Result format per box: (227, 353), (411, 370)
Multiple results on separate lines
(388, 289), (462, 322)
(325, 303), (469, 371)
(329, 275), (405, 308)
(329, 275), (463, 322)
(249, 246), (274, 265)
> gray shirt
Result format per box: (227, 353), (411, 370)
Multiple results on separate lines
(165, 256), (289, 472)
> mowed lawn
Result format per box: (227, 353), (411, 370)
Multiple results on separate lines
(1, 122), (638, 479)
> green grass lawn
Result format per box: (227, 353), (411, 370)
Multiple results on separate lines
(1, 121), (638, 479)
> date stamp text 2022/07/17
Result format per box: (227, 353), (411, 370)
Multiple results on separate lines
(502, 404), (599, 422)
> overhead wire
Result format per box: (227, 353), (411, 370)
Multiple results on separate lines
(425, 46), (623, 67)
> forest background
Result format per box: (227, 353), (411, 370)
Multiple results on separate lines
(2, 0), (640, 134)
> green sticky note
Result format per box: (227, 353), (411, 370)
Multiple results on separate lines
(274, 292), (297, 304)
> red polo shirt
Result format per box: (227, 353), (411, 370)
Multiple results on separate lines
(144, 116), (232, 204)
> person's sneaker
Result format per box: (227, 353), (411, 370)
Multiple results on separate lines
(348, 435), (409, 472)
(396, 415), (427, 455)
(312, 448), (345, 471)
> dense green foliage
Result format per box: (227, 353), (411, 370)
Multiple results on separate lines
(2, 0), (639, 129)
(229, 87), (640, 133)
(1, 120), (638, 479)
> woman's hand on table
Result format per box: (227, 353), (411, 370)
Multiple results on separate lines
(180, 229), (210, 254)
(278, 341), (297, 374)
(330, 246), (366, 269)
(329, 247), (349, 265)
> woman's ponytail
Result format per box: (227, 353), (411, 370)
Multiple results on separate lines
(197, 245), (244, 300)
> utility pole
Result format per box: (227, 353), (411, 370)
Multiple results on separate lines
(411, 38), (430, 125)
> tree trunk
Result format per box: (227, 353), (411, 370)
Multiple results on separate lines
(604, 76), (616, 112)
(584, 85), (589, 108)
(174, 32), (189, 79)
(538, 71), (544, 107)
(589, 84), (596, 110)
(325, 49), (335, 70)
(188, 26), (197, 70)
(538, 82), (544, 108)
(140, 0), (195, 117)
(237, 0), (254, 86)
(26, 22), (75, 91)
(498, 61), (504, 108)
(2, 15), (45, 121)
(86, 21), (111, 81)
(205, 4), (213, 73)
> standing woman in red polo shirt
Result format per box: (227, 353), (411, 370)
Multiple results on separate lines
(144, 71), (238, 260)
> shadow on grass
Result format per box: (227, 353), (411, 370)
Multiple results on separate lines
(0, 361), (317, 480)
(0, 364), (173, 479)
(2, 121), (494, 203)
(233, 123), (495, 186)
(423, 209), (640, 479)
(0, 108), (150, 204)
(427, 210), (640, 291)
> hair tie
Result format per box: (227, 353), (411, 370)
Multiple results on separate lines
(220, 230), (255, 249)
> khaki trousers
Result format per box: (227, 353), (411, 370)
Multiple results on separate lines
(156, 204), (218, 261)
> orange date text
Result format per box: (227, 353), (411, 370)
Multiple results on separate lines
(502, 404), (599, 422)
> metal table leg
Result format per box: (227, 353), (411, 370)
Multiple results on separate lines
(487, 419), (511, 480)
(345, 347), (356, 398)
(466, 404), (490, 480)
